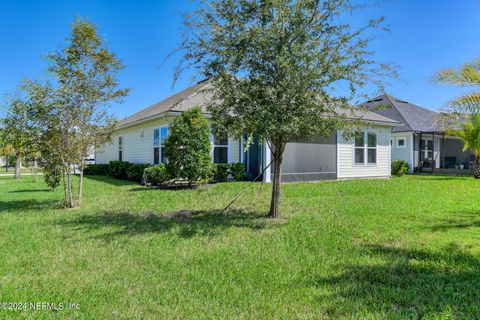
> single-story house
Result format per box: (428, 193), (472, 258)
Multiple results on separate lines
(96, 80), (400, 182)
(363, 94), (474, 174)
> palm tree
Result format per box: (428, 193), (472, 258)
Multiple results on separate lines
(444, 115), (480, 178)
(436, 58), (480, 178)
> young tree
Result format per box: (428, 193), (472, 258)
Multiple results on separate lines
(176, 0), (392, 218)
(0, 95), (38, 179)
(163, 107), (212, 185)
(435, 58), (480, 178)
(41, 18), (128, 207)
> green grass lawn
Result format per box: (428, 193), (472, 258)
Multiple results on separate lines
(0, 167), (43, 174)
(1, 175), (480, 319)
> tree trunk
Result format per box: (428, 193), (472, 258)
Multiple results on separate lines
(62, 159), (68, 204)
(31, 158), (37, 183)
(475, 156), (480, 179)
(14, 152), (21, 179)
(269, 141), (285, 219)
(65, 163), (75, 208)
(77, 158), (85, 206)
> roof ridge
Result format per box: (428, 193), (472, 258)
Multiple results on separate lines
(381, 94), (412, 130)
(120, 81), (208, 124)
(170, 80), (211, 112)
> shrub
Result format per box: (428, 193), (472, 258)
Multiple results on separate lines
(392, 160), (409, 177)
(213, 163), (230, 182)
(83, 164), (110, 176)
(43, 161), (62, 190)
(126, 163), (151, 182)
(108, 160), (133, 180)
(145, 164), (171, 186)
(163, 107), (213, 184)
(230, 162), (247, 181)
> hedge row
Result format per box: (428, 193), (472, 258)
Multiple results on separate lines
(83, 161), (247, 185)
(83, 161), (150, 182)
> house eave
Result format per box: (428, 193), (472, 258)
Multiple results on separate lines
(117, 111), (212, 130)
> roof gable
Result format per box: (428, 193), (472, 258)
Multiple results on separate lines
(118, 81), (399, 129)
(362, 94), (440, 132)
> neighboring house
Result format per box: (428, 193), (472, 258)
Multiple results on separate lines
(364, 94), (474, 173)
(96, 80), (399, 182)
(0, 156), (6, 167)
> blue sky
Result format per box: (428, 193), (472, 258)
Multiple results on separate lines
(1, 1), (480, 119)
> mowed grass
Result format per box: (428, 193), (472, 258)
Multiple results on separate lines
(1, 175), (480, 319)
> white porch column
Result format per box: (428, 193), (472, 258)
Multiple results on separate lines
(263, 140), (272, 183)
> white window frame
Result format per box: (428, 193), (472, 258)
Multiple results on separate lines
(118, 135), (123, 161)
(367, 131), (378, 165)
(395, 136), (406, 149)
(153, 125), (168, 165)
(353, 130), (378, 166)
(212, 133), (229, 164)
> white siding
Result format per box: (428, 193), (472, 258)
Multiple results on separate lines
(95, 138), (118, 164)
(337, 127), (392, 179)
(95, 117), (171, 164)
(96, 116), (241, 164)
(391, 132), (414, 172)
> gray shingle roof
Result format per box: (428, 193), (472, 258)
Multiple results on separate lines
(119, 80), (398, 128)
(118, 80), (213, 128)
(361, 94), (441, 132)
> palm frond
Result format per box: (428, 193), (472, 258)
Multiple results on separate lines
(448, 91), (480, 115)
(435, 57), (480, 86)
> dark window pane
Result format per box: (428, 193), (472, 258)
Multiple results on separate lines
(153, 129), (159, 146)
(427, 140), (433, 150)
(355, 148), (364, 164)
(154, 147), (160, 165)
(368, 149), (376, 164)
(119, 151), (122, 162)
(398, 139), (405, 146)
(119, 136), (123, 148)
(161, 149), (167, 164)
(367, 132), (376, 147)
(214, 146), (228, 163)
(214, 135), (228, 146)
(354, 132), (364, 147)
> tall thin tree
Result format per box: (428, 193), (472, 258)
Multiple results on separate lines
(44, 18), (129, 207)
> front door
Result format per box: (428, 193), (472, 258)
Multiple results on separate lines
(244, 135), (262, 180)
(420, 139), (433, 168)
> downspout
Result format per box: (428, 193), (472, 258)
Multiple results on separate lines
(418, 132), (423, 173)
(432, 132), (435, 174)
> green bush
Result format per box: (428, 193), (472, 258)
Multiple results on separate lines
(145, 164), (171, 186)
(126, 163), (151, 182)
(392, 160), (409, 177)
(213, 163), (230, 182)
(43, 161), (62, 190)
(108, 161), (133, 180)
(230, 162), (247, 181)
(163, 107), (213, 184)
(83, 164), (110, 176)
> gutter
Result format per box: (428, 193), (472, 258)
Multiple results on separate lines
(118, 111), (398, 130)
(117, 111), (212, 130)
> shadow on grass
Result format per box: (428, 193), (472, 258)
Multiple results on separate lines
(410, 175), (468, 181)
(9, 189), (51, 193)
(429, 211), (480, 231)
(310, 244), (480, 318)
(0, 199), (59, 213)
(57, 209), (274, 240)
(83, 175), (136, 186)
